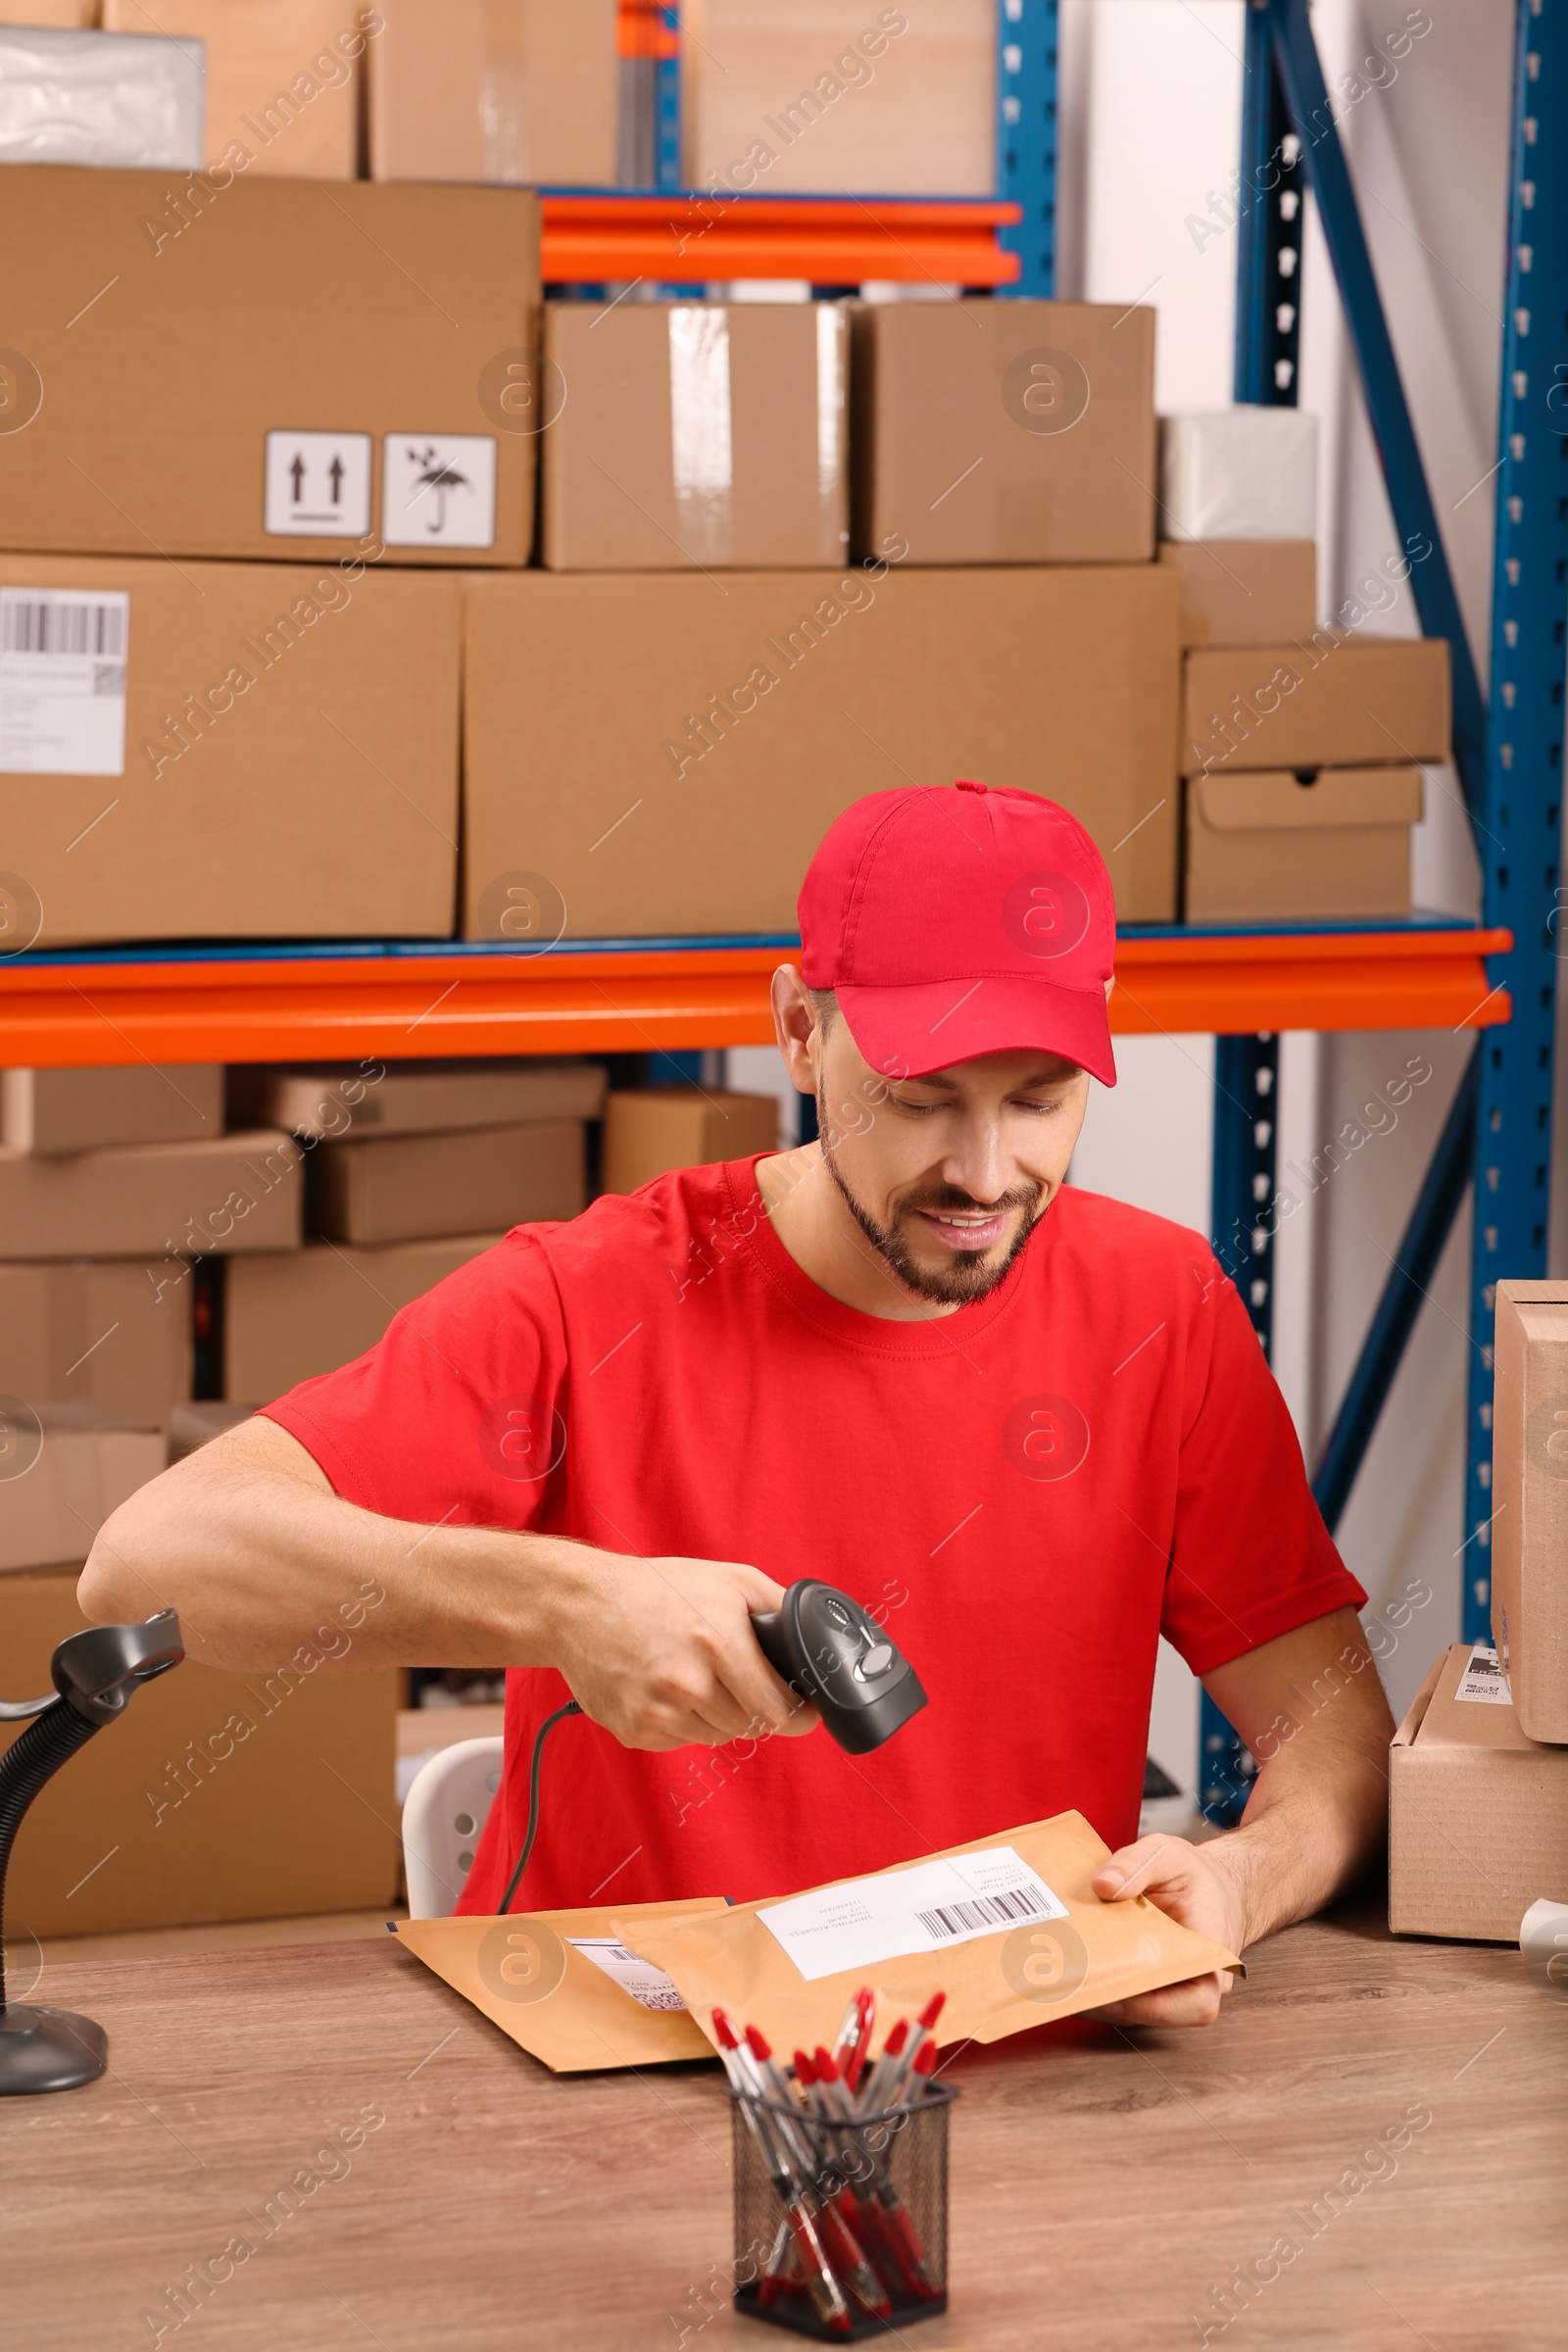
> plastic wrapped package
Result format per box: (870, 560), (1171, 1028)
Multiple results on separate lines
(0, 24), (203, 168)
(1158, 409), (1319, 542)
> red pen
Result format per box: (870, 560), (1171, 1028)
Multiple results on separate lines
(880, 1990), (946, 2106)
(711, 2013), (852, 2336)
(813, 2044), (943, 2304)
(854, 2014), (908, 2115)
(747, 2030), (889, 2322)
(831, 1984), (875, 2096)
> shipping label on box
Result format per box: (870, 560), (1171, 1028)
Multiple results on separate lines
(0, 586), (128, 776)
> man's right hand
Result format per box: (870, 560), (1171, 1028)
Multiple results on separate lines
(545, 1549), (819, 1752)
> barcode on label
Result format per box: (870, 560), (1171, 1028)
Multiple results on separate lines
(915, 1886), (1047, 1938)
(2, 598), (125, 658)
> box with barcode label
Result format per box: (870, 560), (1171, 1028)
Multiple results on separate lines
(1390, 1644), (1568, 1942)
(1493, 1281), (1568, 1742)
(0, 554), (459, 945)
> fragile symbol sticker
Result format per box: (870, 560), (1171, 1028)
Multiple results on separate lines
(263, 430), (372, 537)
(382, 434), (497, 548)
(0, 587), (128, 775)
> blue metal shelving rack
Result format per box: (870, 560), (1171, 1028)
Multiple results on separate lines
(1195, 0), (1568, 1818)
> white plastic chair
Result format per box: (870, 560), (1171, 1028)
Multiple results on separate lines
(401, 1736), (505, 1919)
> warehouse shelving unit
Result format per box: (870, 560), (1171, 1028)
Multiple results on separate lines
(0, 1), (1559, 1813)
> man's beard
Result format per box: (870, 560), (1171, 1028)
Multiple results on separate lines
(818, 1090), (1045, 1305)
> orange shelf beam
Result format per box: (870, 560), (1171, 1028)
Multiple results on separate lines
(0, 930), (1513, 1069)
(539, 194), (1023, 286)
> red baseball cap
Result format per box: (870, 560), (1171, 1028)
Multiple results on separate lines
(797, 782), (1117, 1086)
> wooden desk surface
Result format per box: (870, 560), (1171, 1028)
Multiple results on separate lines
(4, 1897), (1564, 2351)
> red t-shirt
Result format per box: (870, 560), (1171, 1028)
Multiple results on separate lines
(265, 1157), (1362, 1913)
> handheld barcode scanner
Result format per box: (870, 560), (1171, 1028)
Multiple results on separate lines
(500, 1581), (926, 1910)
(751, 1580), (927, 1756)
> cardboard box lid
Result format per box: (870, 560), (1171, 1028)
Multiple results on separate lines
(34, 1401), (160, 1438)
(1192, 767), (1423, 833)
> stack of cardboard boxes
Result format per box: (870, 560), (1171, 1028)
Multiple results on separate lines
(222, 1057), (604, 1399)
(1390, 1282), (1568, 1942)
(0, 1060), (408, 1937)
(1160, 410), (1447, 921)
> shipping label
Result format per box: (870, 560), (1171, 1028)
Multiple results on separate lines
(758, 1845), (1069, 1983)
(0, 587), (128, 776)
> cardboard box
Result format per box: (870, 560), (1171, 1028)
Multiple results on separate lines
(227, 1232), (504, 1401)
(0, 168), (538, 565)
(1390, 1644), (1568, 1941)
(1184, 766), (1421, 922)
(0, 555), (460, 946)
(0, 1570), (400, 1934)
(1160, 410), (1318, 542)
(103, 0), (366, 179)
(851, 300), (1156, 566)
(1157, 540), (1316, 648)
(603, 1088), (781, 1195)
(169, 1398), (254, 1460)
(542, 302), (850, 571)
(309, 1121), (585, 1247)
(367, 0), (617, 185)
(0, 24), (202, 168)
(2, 1063), (222, 1153)
(229, 1057), (608, 1142)
(463, 564), (1183, 935)
(0, 1403), (164, 1572)
(0, 1129), (301, 1261)
(0, 1260), (191, 1427)
(1493, 1281), (1568, 1742)
(682, 0), (996, 197)
(0, 2), (99, 22)
(1182, 635), (1450, 776)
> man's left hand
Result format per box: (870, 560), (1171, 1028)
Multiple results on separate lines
(1087, 1835), (1246, 2028)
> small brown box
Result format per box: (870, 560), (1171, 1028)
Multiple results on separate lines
(462, 564), (1183, 935)
(1183, 766), (1421, 922)
(0, 1570), (400, 1934)
(851, 299), (1156, 566)
(1, 1063), (222, 1154)
(602, 1089), (781, 1196)
(0, 167), (538, 565)
(1493, 1282), (1568, 1743)
(308, 1121), (586, 1247)
(1181, 635), (1450, 776)
(0, 1404), (164, 1574)
(368, 0), (617, 185)
(226, 1232), (504, 1402)
(542, 301), (849, 571)
(0, 555), (460, 948)
(1390, 1644), (1568, 1941)
(102, 0), (364, 178)
(0, 1262), (192, 1428)
(0, 1128), (302, 1260)
(682, 0), (998, 199)
(1156, 540), (1316, 647)
(229, 1058), (608, 1143)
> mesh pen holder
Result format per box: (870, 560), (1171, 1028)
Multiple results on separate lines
(728, 2081), (954, 2339)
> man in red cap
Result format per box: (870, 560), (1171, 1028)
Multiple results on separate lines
(85, 784), (1391, 2028)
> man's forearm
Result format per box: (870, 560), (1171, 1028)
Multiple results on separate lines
(1200, 1608), (1394, 1948)
(78, 1420), (583, 1674)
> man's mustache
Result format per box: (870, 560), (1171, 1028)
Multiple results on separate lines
(896, 1183), (1042, 1217)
